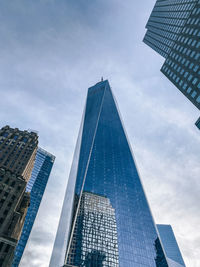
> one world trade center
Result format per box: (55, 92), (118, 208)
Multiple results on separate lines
(49, 80), (168, 267)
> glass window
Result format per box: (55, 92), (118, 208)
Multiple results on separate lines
(23, 137), (28, 143)
(191, 91), (197, 98)
(190, 51), (195, 58)
(191, 40), (197, 46)
(188, 74), (193, 81)
(189, 63), (194, 69)
(3, 132), (8, 137)
(196, 96), (200, 103)
(179, 80), (183, 86)
(192, 78), (198, 85)
(183, 83), (188, 90)
(195, 53), (200, 60)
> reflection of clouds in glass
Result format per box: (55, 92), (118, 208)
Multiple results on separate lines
(0, 1), (199, 266)
(54, 81), (168, 266)
(67, 192), (119, 267)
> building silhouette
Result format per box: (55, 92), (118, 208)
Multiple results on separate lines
(12, 148), (55, 267)
(157, 224), (186, 267)
(0, 125), (38, 266)
(49, 80), (168, 267)
(143, 0), (200, 129)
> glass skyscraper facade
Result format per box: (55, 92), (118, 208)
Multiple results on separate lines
(143, 0), (198, 58)
(157, 224), (186, 267)
(50, 80), (168, 267)
(67, 192), (119, 266)
(161, 1), (200, 110)
(12, 147), (55, 267)
(143, 0), (200, 129)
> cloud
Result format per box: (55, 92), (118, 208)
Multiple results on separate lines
(0, 1), (199, 267)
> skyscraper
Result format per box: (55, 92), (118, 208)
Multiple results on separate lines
(67, 192), (119, 267)
(12, 147), (55, 267)
(157, 224), (186, 267)
(143, 0), (200, 129)
(0, 126), (38, 182)
(50, 80), (169, 267)
(0, 125), (38, 266)
(143, 0), (198, 58)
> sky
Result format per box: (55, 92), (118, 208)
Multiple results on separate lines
(0, 0), (199, 266)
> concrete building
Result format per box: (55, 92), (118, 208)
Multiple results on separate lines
(0, 125), (38, 266)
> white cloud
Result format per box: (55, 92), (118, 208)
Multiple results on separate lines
(0, 0), (199, 266)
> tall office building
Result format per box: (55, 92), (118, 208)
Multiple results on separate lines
(67, 192), (119, 266)
(50, 80), (169, 267)
(157, 224), (186, 267)
(143, 0), (200, 129)
(0, 126), (38, 266)
(12, 148), (55, 267)
(143, 0), (198, 58)
(0, 126), (38, 181)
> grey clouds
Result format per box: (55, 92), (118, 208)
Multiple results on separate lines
(0, 1), (199, 266)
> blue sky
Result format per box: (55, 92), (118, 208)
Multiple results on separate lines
(0, 1), (200, 266)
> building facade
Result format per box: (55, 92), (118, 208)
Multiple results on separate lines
(12, 148), (55, 267)
(0, 126), (38, 266)
(50, 80), (169, 267)
(0, 126), (38, 182)
(143, 0), (198, 58)
(157, 224), (186, 267)
(67, 192), (119, 267)
(143, 0), (200, 129)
